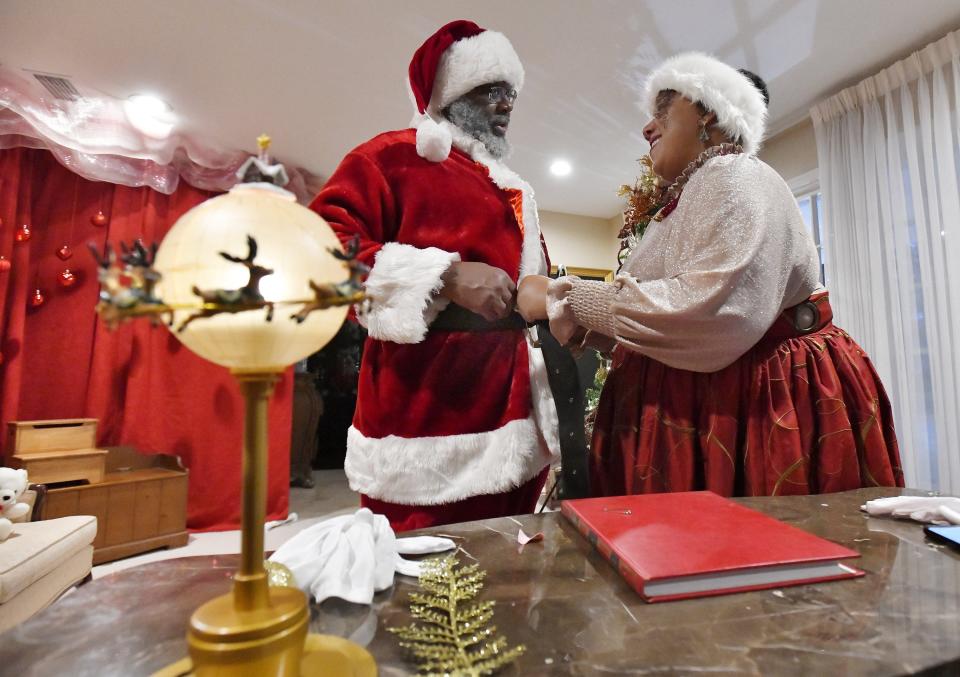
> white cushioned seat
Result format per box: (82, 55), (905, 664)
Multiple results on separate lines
(0, 515), (97, 633)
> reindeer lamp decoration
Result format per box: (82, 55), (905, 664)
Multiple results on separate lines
(97, 137), (375, 677)
(152, 182), (351, 373)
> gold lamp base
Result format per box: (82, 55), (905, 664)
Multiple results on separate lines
(154, 632), (377, 677)
(187, 586), (308, 676)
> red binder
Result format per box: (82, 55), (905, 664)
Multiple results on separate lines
(561, 491), (864, 603)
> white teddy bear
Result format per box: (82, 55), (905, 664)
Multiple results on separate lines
(0, 467), (30, 542)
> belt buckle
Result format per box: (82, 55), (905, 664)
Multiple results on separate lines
(528, 323), (542, 348)
(793, 300), (820, 333)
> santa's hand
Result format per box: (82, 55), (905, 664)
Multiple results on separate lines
(517, 275), (550, 322)
(440, 261), (515, 321)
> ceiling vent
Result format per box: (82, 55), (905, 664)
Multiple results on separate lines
(32, 73), (81, 101)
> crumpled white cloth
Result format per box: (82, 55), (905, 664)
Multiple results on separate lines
(861, 496), (960, 525)
(267, 508), (455, 604)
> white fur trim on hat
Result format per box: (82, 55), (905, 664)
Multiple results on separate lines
(641, 52), (767, 155)
(430, 30), (524, 114)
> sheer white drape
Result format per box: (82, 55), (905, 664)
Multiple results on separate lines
(0, 66), (317, 201)
(811, 29), (960, 494)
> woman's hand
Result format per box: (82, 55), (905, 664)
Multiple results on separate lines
(517, 275), (551, 323)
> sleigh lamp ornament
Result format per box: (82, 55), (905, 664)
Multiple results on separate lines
(91, 135), (368, 371)
(93, 137), (376, 677)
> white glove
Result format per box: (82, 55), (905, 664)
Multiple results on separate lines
(268, 508), (455, 604)
(861, 496), (960, 525)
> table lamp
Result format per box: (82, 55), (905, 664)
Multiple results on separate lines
(94, 136), (375, 676)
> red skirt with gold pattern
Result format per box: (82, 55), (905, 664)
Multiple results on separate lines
(590, 293), (904, 497)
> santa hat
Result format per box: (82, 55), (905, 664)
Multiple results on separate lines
(407, 20), (525, 162)
(641, 52), (768, 155)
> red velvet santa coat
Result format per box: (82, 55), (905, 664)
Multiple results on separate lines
(310, 123), (559, 505)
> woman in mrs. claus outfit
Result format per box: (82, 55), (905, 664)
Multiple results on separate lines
(519, 53), (903, 497)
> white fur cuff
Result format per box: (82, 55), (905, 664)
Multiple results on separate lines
(362, 243), (459, 344)
(344, 416), (553, 505)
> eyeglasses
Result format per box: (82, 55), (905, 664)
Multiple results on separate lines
(486, 85), (518, 104)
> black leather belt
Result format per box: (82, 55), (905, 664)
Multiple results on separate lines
(429, 304), (526, 332)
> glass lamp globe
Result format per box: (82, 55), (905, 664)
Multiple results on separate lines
(153, 184), (349, 373)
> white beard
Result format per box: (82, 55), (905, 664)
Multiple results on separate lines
(445, 99), (511, 159)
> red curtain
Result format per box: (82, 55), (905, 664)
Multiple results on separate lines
(0, 147), (291, 531)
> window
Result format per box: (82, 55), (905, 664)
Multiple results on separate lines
(796, 191), (826, 285)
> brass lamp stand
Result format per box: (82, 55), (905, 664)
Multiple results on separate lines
(187, 373), (309, 676)
(158, 373), (376, 677)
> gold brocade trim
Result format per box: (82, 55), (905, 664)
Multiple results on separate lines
(815, 398), (847, 415)
(818, 428), (853, 444)
(766, 409), (800, 453)
(704, 424), (735, 470)
(656, 410), (697, 435)
(771, 456), (807, 496)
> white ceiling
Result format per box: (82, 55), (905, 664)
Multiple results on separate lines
(2, 0), (959, 218)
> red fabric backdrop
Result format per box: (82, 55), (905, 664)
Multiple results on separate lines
(0, 147), (291, 531)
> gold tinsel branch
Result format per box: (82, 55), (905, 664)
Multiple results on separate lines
(388, 555), (526, 676)
(617, 155), (664, 240)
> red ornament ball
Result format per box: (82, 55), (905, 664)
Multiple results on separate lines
(91, 211), (109, 227)
(0, 256), (10, 273)
(57, 244), (73, 261)
(15, 224), (31, 242)
(58, 269), (77, 288)
(30, 288), (45, 308)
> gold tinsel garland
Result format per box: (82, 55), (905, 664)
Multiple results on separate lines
(616, 155), (667, 271)
(584, 354), (610, 439)
(388, 555), (526, 676)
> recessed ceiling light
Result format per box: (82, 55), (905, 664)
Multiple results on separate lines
(550, 159), (572, 177)
(124, 94), (176, 139)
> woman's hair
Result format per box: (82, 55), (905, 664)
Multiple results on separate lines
(653, 89), (679, 119)
(737, 69), (770, 107)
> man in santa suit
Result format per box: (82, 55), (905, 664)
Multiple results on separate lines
(311, 20), (561, 532)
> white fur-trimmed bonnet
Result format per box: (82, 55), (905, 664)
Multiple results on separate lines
(641, 52), (768, 155)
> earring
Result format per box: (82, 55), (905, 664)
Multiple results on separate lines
(698, 121), (710, 144)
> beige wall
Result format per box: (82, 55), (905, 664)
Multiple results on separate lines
(609, 214), (624, 260)
(538, 210), (620, 272)
(759, 118), (818, 183)
(540, 120), (819, 272)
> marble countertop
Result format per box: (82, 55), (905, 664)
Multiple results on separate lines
(2, 487), (958, 676)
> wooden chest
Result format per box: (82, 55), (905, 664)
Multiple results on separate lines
(7, 418), (98, 453)
(40, 447), (189, 565)
(7, 419), (107, 485)
(12, 448), (108, 485)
